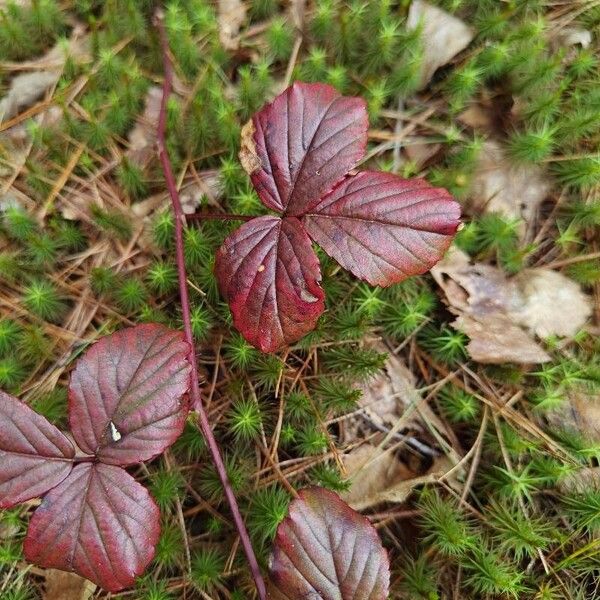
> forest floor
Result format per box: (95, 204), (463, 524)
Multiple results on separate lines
(1, 1), (600, 599)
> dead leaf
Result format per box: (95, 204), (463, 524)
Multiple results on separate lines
(551, 26), (592, 50)
(454, 313), (551, 364)
(342, 444), (415, 510)
(43, 569), (96, 600)
(343, 444), (453, 511)
(470, 140), (550, 229)
(0, 29), (89, 123)
(126, 86), (163, 166)
(513, 269), (592, 339)
(432, 248), (591, 364)
(0, 71), (58, 122)
(559, 467), (600, 494)
(218, 0), (246, 50)
(407, 0), (474, 89)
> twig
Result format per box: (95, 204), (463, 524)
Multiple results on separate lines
(186, 212), (254, 222)
(154, 13), (267, 600)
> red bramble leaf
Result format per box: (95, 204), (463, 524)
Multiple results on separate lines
(0, 390), (74, 508)
(223, 82), (461, 352)
(215, 215), (324, 353)
(68, 323), (191, 465)
(304, 171), (461, 286)
(240, 82), (368, 216)
(269, 487), (390, 600)
(24, 462), (160, 592)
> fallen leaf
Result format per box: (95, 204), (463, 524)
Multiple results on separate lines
(453, 313), (551, 364)
(0, 29), (89, 123)
(342, 444), (414, 509)
(513, 268), (592, 339)
(551, 26), (592, 50)
(407, 0), (474, 89)
(44, 569), (96, 600)
(0, 71), (58, 122)
(126, 86), (163, 166)
(470, 140), (550, 229)
(558, 467), (600, 494)
(343, 444), (452, 510)
(218, 0), (246, 50)
(432, 249), (592, 363)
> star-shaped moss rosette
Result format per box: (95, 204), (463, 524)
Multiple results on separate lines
(215, 82), (461, 352)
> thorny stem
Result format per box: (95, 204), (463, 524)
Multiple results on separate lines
(154, 14), (268, 600)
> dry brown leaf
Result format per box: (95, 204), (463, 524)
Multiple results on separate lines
(357, 345), (421, 428)
(407, 0), (474, 89)
(513, 269), (592, 339)
(454, 313), (551, 364)
(0, 29), (89, 123)
(470, 140), (550, 229)
(43, 569), (96, 600)
(343, 445), (453, 511)
(551, 26), (592, 50)
(558, 467), (600, 494)
(432, 248), (591, 364)
(342, 443), (415, 510)
(218, 0), (247, 50)
(547, 389), (600, 444)
(126, 86), (163, 166)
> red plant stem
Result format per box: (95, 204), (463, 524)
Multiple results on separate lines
(186, 213), (254, 222)
(154, 14), (267, 600)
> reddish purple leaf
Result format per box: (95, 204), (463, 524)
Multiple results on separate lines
(0, 390), (74, 508)
(240, 82), (368, 216)
(304, 171), (461, 286)
(269, 487), (390, 600)
(68, 324), (191, 465)
(24, 462), (159, 592)
(215, 215), (324, 353)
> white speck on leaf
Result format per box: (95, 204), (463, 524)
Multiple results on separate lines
(109, 421), (122, 442)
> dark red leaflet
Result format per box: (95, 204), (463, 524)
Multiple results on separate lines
(0, 390), (74, 508)
(246, 82), (368, 216)
(68, 323), (191, 465)
(24, 462), (160, 592)
(215, 215), (325, 352)
(269, 487), (390, 600)
(304, 171), (461, 286)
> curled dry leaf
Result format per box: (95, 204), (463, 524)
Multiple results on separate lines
(432, 249), (592, 364)
(269, 487), (390, 600)
(407, 0), (474, 89)
(215, 216), (325, 353)
(470, 140), (550, 231)
(220, 82), (461, 351)
(24, 462), (160, 593)
(69, 323), (191, 465)
(0, 390), (74, 508)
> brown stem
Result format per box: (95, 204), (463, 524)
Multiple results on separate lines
(186, 213), (254, 222)
(154, 13), (267, 600)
